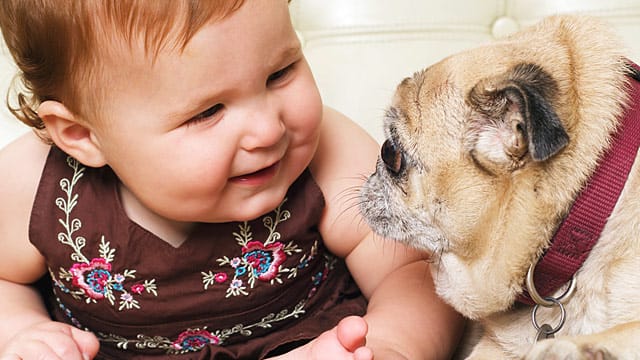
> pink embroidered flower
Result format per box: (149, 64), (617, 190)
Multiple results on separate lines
(229, 257), (242, 268)
(172, 329), (220, 351)
(214, 273), (228, 283)
(130, 283), (145, 294)
(70, 258), (112, 299)
(230, 279), (243, 289)
(242, 241), (286, 281)
(113, 273), (125, 284)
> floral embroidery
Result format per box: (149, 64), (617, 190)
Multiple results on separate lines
(57, 295), (307, 354)
(57, 232), (337, 354)
(88, 254), (334, 355)
(202, 200), (311, 297)
(242, 241), (287, 280)
(131, 283), (146, 294)
(47, 156), (341, 355)
(52, 157), (158, 310)
(69, 257), (112, 299)
(172, 329), (221, 351)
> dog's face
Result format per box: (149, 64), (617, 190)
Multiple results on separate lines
(361, 55), (568, 258)
(359, 15), (630, 317)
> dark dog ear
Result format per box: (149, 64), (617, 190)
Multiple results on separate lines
(467, 63), (569, 164)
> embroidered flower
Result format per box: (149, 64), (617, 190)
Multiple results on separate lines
(229, 257), (242, 268)
(57, 238), (158, 308)
(113, 273), (125, 284)
(227, 278), (248, 297)
(242, 241), (286, 281)
(121, 293), (134, 303)
(119, 292), (141, 310)
(130, 283), (145, 294)
(172, 329), (220, 352)
(202, 200), (307, 297)
(70, 258), (112, 299)
(214, 273), (227, 283)
(230, 279), (243, 289)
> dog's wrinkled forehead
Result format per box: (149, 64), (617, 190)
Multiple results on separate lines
(384, 65), (468, 159)
(384, 52), (571, 177)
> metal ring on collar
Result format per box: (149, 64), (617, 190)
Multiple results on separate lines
(525, 262), (577, 307)
(531, 296), (566, 335)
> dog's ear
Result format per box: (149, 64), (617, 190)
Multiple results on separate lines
(466, 63), (569, 171)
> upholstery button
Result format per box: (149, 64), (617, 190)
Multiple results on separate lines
(491, 16), (520, 38)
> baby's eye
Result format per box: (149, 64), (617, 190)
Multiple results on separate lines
(188, 103), (224, 125)
(267, 63), (295, 85)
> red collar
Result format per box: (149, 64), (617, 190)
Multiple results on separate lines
(518, 62), (640, 305)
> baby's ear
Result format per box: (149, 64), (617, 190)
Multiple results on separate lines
(38, 100), (107, 167)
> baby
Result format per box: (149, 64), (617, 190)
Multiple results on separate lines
(0, 1), (463, 359)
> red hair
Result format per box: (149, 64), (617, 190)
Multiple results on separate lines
(0, 0), (245, 139)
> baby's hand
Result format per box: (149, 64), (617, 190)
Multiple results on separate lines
(271, 316), (372, 360)
(0, 321), (99, 360)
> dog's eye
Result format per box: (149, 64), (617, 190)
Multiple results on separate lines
(381, 139), (404, 175)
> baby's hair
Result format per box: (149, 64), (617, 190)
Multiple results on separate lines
(0, 0), (245, 141)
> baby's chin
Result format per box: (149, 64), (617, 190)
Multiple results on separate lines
(205, 191), (290, 224)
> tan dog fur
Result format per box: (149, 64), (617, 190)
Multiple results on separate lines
(360, 15), (640, 359)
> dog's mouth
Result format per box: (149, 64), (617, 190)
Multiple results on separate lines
(360, 151), (446, 254)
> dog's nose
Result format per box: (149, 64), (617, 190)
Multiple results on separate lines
(381, 139), (404, 175)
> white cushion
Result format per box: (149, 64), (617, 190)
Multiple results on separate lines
(290, 0), (640, 143)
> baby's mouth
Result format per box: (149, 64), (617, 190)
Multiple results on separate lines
(230, 162), (280, 184)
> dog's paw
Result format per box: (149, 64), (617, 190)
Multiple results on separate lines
(525, 338), (613, 360)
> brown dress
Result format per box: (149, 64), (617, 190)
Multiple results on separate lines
(30, 147), (367, 359)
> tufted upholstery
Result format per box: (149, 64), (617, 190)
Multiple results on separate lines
(289, 0), (640, 143)
(2, 1), (640, 148)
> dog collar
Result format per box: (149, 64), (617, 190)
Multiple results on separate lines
(518, 62), (640, 306)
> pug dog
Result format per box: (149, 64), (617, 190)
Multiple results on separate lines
(360, 15), (640, 359)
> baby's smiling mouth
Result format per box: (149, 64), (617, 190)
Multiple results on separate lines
(229, 161), (280, 185)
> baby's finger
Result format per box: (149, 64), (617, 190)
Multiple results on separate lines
(354, 347), (374, 360)
(69, 327), (99, 359)
(336, 316), (368, 351)
(44, 328), (96, 360)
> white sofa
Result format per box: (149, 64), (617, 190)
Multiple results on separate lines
(289, 0), (640, 143)
(2, 1), (640, 148)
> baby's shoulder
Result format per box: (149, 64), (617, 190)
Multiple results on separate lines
(0, 131), (50, 194)
(0, 132), (50, 282)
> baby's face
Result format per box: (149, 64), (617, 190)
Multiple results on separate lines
(87, 0), (322, 223)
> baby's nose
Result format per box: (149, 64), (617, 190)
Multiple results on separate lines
(241, 113), (286, 151)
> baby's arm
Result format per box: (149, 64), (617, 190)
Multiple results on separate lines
(349, 242), (464, 359)
(0, 133), (99, 360)
(311, 107), (464, 359)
